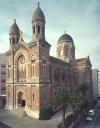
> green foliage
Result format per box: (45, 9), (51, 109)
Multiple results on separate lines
(51, 87), (89, 128)
(39, 107), (55, 120)
(65, 114), (76, 127)
(65, 97), (89, 127)
(70, 94), (89, 114)
(51, 88), (70, 109)
(79, 83), (89, 95)
(51, 87), (86, 113)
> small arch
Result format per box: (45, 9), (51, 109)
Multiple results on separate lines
(10, 38), (11, 44)
(37, 25), (40, 33)
(33, 93), (34, 101)
(32, 66), (35, 76)
(43, 92), (45, 101)
(13, 37), (15, 44)
(17, 38), (19, 43)
(33, 26), (35, 34)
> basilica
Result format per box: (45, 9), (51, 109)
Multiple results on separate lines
(6, 3), (92, 118)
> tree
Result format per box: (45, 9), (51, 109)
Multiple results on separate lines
(51, 87), (81, 128)
(79, 83), (89, 95)
(74, 83), (90, 111)
(51, 88), (69, 128)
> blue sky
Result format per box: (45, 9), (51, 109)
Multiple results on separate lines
(0, 0), (100, 69)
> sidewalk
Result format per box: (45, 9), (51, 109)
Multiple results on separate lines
(0, 108), (73, 128)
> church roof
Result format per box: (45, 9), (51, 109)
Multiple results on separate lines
(76, 56), (92, 67)
(9, 19), (20, 34)
(58, 33), (73, 44)
(50, 56), (70, 66)
(75, 58), (87, 63)
(32, 3), (45, 22)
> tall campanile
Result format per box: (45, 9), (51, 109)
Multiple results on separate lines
(32, 2), (45, 42)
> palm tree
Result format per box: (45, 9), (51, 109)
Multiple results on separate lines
(51, 88), (69, 128)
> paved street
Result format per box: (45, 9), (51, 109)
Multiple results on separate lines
(77, 108), (100, 128)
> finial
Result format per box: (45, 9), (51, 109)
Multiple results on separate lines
(20, 30), (23, 40)
(14, 19), (16, 23)
(38, 2), (40, 8)
(87, 55), (89, 58)
(64, 30), (67, 34)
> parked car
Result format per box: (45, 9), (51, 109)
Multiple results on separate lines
(86, 115), (93, 122)
(85, 109), (96, 122)
(88, 109), (96, 117)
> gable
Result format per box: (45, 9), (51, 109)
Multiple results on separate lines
(15, 43), (28, 51)
(14, 43), (29, 64)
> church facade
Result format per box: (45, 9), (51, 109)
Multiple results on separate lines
(6, 3), (92, 118)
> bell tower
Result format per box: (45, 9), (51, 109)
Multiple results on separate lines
(9, 19), (20, 50)
(32, 3), (45, 42)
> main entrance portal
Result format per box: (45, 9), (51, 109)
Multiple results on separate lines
(17, 91), (26, 108)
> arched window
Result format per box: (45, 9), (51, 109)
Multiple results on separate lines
(42, 65), (46, 77)
(38, 25), (40, 33)
(33, 26), (35, 34)
(10, 38), (11, 44)
(32, 66), (35, 76)
(7, 67), (10, 79)
(8, 90), (10, 103)
(43, 93), (45, 101)
(17, 38), (19, 43)
(17, 55), (26, 82)
(65, 47), (69, 56)
(13, 37), (15, 44)
(33, 93), (34, 101)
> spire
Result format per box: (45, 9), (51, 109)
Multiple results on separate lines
(14, 19), (16, 24)
(64, 30), (67, 34)
(38, 2), (40, 8)
(20, 30), (23, 40)
(87, 55), (89, 59)
(10, 19), (20, 34)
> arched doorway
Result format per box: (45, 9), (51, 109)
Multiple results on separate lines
(17, 91), (26, 108)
